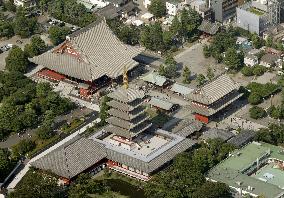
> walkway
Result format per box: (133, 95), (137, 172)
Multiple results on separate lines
(7, 118), (100, 189)
(148, 90), (188, 106)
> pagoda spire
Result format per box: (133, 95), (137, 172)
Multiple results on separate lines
(123, 66), (129, 89)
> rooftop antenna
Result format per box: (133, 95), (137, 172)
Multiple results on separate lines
(123, 65), (129, 89)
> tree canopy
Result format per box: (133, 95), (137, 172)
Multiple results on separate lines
(13, 8), (38, 38)
(48, 26), (71, 45)
(0, 148), (15, 182)
(158, 54), (178, 79)
(5, 46), (29, 73)
(144, 139), (234, 198)
(24, 36), (48, 58)
(224, 48), (243, 71)
(249, 106), (266, 119)
(255, 124), (284, 145)
(148, 0), (166, 18)
(44, 0), (97, 27)
(0, 72), (74, 141)
(8, 169), (64, 198)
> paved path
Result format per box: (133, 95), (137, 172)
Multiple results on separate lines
(149, 90), (189, 106)
(7, 118), (100, 189)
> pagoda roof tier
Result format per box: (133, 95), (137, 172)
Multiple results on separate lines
(189, 91), (243, 116)
(30, 20), (143, 81)
(108, 87), (145, 103)
(107, 99), (143, 112)
(108, 106), (145, 121)
(105, 122), (152, 139)
(187, 75), (240, 105)
(106, 114), (150, 130)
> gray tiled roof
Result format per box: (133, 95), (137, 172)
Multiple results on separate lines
(106, 114), (149, 130)
(188, 91), (243, 116)
(201, 128), (234, 141)
(228, 130), (256, 148)
(198, 20), (220, 35)
(105, 122), (152, 139)
(107, 99), (142, 111)
(31, 20), (142, 81)
(187, 75), (240, 105)
(174, 120), (203, 137)
(148, 97), (174, 111)
(106, 138), (197, 173)
(108, 107), (145, 120)
(260, 54), (279, 65)
(31, 138), (107, 179)
(108, 87), (145, 103)
(31, 130), (196, 178)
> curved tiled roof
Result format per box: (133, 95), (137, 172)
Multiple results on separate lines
(187, 75), (240, 105)
(31, 138), (107, 179)
(107, 87), (145, 103)
(31, 20), (143, 81)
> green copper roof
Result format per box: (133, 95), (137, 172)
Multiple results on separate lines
(207, 142), (284, 198)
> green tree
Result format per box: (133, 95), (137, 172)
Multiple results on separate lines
(117, 25), (140, 45)
(47, 0), (96, 27)
(48, 26), (71, 45)
(267, 105), (282, 119)
(12, 139), (36, 157)
(99, 96), (110, 125)
(13, 8), (38, 38)
(0, 21), (14, 38)
(224, 48), (243, 71)
(170, 15), (181, 38)
(164, 54), (178, 78)
(3, 0), (16, 12)
(148, 0), (166, 18)
(252, 65), (266, 76)
(140, 23), (164, 52)
(249, 106), (266, 119)
(37, 125), (54, 140)
(265, 35), (273, 47)
(158, 64), (166, 76)
(0, 148), (14, 181)
(36, 82), (52, 98)
(5, 46), (29, 73)
(206, 67), (214, 81)
(251, 33), (263, 49)
(24, 36), (47, 58)
(196, 74), (206, 86)
(9, 169), (64, 198)
(68, 173), (110, 198)
(192, 182), (232, 198)
(241, 66), (253, 76)
(182, 66), (191, 84)
(248, 92), (262, 105)
(203, 45), (211, 58)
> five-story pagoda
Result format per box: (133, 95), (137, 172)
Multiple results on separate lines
(105, 69), (152, 140)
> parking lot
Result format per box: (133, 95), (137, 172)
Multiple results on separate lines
(175, 41), (226, 82)
(0, 36), (31, 71)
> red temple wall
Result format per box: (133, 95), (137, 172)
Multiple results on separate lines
(195, 114), (209, 124)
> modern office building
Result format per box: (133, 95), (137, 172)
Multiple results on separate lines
(236, 0), (282, 35)
(207, 142), (284, 198)
(210, 0), (238, 23)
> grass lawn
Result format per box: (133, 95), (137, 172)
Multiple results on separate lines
(28, 135), (60, 157)
(61, 118), (84, 134)
(249, 7), (265, 16)
(145, 107), (171, 127)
